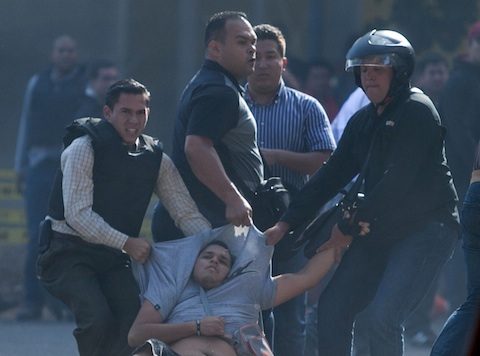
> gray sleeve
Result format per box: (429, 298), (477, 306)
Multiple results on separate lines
(15, 74), (39, 172)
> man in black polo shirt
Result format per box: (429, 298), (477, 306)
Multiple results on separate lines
(152, 11), (262, 240)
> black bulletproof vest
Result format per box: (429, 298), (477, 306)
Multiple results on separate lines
(48, 117), (163, 237)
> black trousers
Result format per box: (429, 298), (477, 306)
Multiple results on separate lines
(38, 236), (140, 356)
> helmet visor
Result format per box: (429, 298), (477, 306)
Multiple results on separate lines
(345, 54), (395, 71)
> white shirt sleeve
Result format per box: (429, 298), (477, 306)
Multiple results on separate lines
(331, 88), (370, 143)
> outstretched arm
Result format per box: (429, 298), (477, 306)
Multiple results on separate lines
(272, 247), (336, 307)
(128, 300), (226, 347)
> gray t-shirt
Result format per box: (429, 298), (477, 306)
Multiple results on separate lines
(133, 224), (276, 335)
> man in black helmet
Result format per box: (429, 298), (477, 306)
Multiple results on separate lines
(264, 29), (459, 355)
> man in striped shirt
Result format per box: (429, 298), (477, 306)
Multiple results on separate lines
(245, 24), (336, 356)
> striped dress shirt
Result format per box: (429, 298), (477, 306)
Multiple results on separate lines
(245, 81), (336, 191)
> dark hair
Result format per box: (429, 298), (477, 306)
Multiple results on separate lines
(307, 59), (335, 76)
(52, 34), (77, 50)
(254, 24), (286, 57)
(415, 51), (449, 74)
(105, 78), (150, 109)
(86, 60), (116, 80)
(204, 11), (248, 48)
(200, 240), (236, 267)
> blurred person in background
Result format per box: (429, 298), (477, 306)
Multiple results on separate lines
(75, 59), (118, 119)
(437, 21), (480, 322)
(303, 59), (340, 121)
(14, 34), (86, 321)
(413, 51), (449, 106)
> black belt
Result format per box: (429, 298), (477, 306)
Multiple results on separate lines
(51, 230), (122, 255)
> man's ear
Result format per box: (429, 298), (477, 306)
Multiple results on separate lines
(283, 57), (288, 72)
(207, 40), (220, 59)
(103, 105), (111, 121)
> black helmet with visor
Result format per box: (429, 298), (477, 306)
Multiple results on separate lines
(345, 29), (415, 90)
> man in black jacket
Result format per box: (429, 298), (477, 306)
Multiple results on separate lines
(265, 29), (459, 356)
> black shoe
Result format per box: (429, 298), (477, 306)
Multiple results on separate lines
(15, 306), (42, 321)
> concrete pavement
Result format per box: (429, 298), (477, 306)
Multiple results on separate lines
(0, 320), (77, 356)
(0, 306), (440, 356)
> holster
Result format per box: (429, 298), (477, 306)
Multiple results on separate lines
(38, 219), (52, 254)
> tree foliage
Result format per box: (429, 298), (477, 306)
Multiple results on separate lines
(366, 0), (478, 55)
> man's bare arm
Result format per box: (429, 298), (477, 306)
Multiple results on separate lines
(261, 149), (331, 176)
(272, 247), (336, 307)
(185, 135), (252, 226)
(128, 300), (226, 347)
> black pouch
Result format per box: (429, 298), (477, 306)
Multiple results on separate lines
(250, 178), (304, 261)
(38, 219), (52, 254)
(251, 177), (290, 232)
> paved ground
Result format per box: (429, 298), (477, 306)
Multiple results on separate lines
(0, 306), (443, 356)
(0, 320), (77, 356)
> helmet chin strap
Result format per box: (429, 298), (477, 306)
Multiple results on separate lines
(372, 78), (408, 109)
(373, 96), (392, 108)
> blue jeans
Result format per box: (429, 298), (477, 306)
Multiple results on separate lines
(23, 159), (59, 309)
(270, 250), (308, 356)
(316, 219), (456, 356)
(431, 183), (480, 356)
